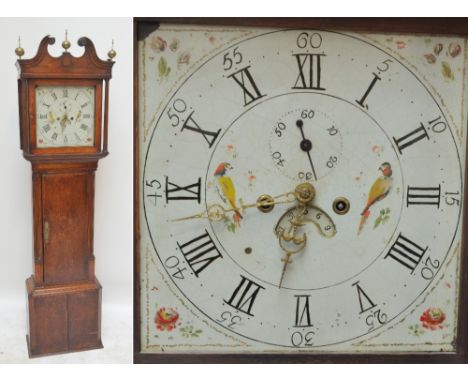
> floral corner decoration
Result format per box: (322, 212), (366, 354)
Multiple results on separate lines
(409, 307), (447, 337)
(422, 42), (462, 82)
(155, 307), (179, 331)
(420, 307), (446, 330)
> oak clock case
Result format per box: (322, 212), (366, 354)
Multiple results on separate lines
(16, 35), (114, 357)
(136, 22), (468, 360)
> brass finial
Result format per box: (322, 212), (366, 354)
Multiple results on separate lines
(15, 36), (25, 58)
(62, 30), (71, 51)
(107, 39), (116, 60)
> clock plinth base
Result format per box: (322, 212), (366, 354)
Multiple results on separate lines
(26, 276), (103, 358)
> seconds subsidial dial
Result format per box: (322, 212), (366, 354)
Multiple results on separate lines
(270, 107), (342, 182)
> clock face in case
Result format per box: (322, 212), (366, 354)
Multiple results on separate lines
(35, 86), (95, 148)
(141, 28), (466, 351)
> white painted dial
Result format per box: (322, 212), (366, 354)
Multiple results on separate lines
(35, 86), (95, 148)
(142, 29), (464, 350)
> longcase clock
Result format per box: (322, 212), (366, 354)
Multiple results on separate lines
(16, 35), (114, 357)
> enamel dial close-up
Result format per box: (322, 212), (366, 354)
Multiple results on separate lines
(35, 86), (95, 148)
(142, 29), (464, 350)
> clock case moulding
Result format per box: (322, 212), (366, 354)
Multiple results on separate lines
(133, 17), (468, 363)
(17, 35), (113, 357)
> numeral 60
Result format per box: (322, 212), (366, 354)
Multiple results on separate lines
(296, 32), (322, 49)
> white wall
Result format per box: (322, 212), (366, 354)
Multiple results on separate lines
(0, 18), (133, 362)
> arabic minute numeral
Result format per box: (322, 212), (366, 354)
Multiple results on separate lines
(296, 32), (322, 49)
(420, 256), (441, 280)
(164, 255), (187, 280)
(145, 179), (162, 206)
(445, 191), (460, 206)
(216, 311), (242, 328)
(428, 115), (447, 133)
(291, 330), (315, 347)
(365, 309), (388, 332)
(376, 59), (393, 72)
(166, 98), (187, 127)
(222, 47), (243, 71)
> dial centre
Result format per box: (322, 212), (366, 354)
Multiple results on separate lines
(300, 139), (312, 152)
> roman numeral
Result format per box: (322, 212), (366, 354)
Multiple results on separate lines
(51, 92), (57, 101)
(80, 124), (88, 131)
(51, 132), (58, 140)
(165, 176), (201, 203)
(224, 276), (264, 316)
(292, 53), (325, 90)
(63, 135), (68, 144)
(83, 114), (91, 119)
(42, 102), (50, 108)
(385, 233), (427, 272)
(81, 102), (89, 108)
(355, 72), (381, 110)
(407, 185), (441, 208)
(63, 88), (68, 98)
(39, 114), (47, 119)
(177, 230), (222, 277)
(294, 295), (313, 327)
(393, 123), (429, 154)
(180, 111), (220, 148)
(43, 124), (51, 133)
(227, 66), (266, 106)
(352, 281), (376, 314)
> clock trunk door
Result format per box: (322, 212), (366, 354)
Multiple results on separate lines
(42, 172), (91, 284)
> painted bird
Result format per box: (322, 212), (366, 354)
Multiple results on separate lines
(214, 162), (243, 224)
(358, 162), (392, 235)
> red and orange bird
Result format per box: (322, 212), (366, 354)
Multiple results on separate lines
(358, 162), (392, 235)
(214, 162), (243, 224)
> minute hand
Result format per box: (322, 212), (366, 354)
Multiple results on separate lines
(170, 192), (296, 222)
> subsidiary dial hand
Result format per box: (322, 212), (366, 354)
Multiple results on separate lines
(296, 119), (317, 181)
(275, 204), (337, 239)
(170, 191), (297, 222)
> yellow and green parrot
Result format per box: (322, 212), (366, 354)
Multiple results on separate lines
(214, 162), (243, 224)
(358, 162), (392, 235)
